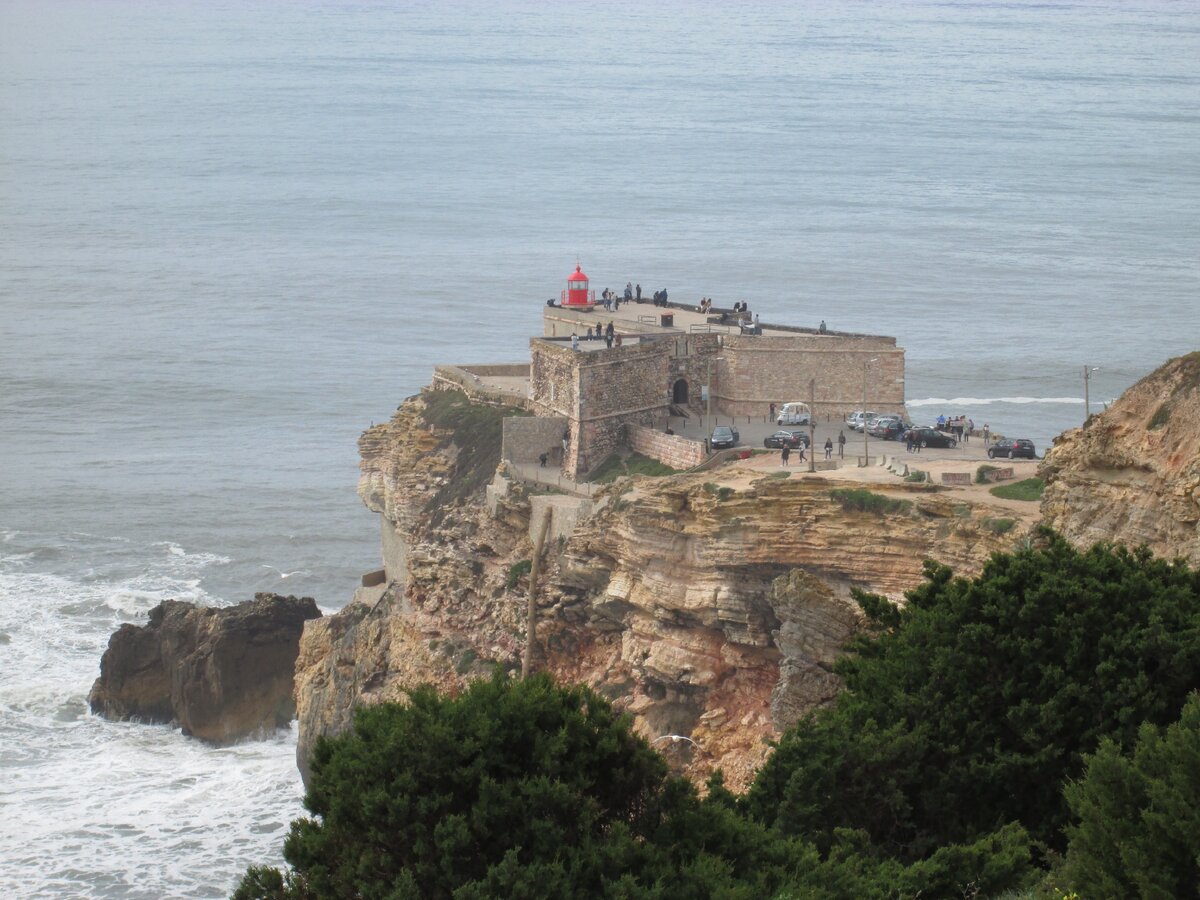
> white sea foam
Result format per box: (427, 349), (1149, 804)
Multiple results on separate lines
(0, 552), (302, 899)
(906, 396), (1085, 407)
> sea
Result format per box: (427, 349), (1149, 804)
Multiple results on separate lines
(1, 1), (1197, 895)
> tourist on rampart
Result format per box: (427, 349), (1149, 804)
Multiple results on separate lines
(824, 438), (833, 460)
(635, 283), (641, 301)
(571, 334), (579, 351)
(819, 320), (827, 333)
(838, 430), (846, 458)
(625, 282), (633, 301)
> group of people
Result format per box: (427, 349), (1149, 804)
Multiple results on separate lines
(651, 289), (670, 306)
(780, 434), (843, 466)
(698, 297), (714, 313)
(574, 321), (620, 349)
(935, 414), (975, 441)
(599, 288), (623, 311)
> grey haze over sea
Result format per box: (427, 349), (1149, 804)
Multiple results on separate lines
(1, 1), (1197, 895)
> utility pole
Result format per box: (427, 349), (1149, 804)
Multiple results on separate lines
(808, 377), (816, 473)
(1083, 366), (1098, 423)
(862, 357), (878, 466)
(521, 508), (552, 679)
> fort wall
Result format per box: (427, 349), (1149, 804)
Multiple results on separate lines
(626, 425), (707, 471)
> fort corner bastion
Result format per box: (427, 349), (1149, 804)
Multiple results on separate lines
(437, 296), (906, 480)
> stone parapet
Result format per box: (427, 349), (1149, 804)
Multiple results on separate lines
(627, 424), (707, 471)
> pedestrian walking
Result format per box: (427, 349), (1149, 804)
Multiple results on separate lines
(905, 430), (914, 453)
(824, 438), (833, 460)
(781, 445), (791, 466)
(837, 429), (846, 458)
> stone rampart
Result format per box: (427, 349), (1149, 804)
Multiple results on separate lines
(715, 334), (905, 420)
(627, 425), (707, 471)
(502, 415), (567, 465)
(432, 365), (534, 410)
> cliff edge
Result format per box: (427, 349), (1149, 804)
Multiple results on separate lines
(1041, 353), (1200, 565)
(295, 391), (1031, 788)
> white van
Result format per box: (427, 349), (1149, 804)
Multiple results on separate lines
(848, 410), (878, 431)
(775, 402), (812, 426)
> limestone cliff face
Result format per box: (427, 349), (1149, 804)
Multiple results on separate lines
(1041, 353), (1200, 565)
(295, 393), (1027, 789)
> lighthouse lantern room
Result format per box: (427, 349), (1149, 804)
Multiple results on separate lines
(561, 264), (596, 308)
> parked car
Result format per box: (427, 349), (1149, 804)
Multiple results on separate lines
(869, 417), (910, 440)
(988, 438), (1036, 459)
(903, 426), (958, 449)
(847, 410), (878, 432)
(710, 425), (740, 450)
(763, 430), (811, 449)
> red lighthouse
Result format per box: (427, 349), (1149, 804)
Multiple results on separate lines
(561, 264), (595, 308)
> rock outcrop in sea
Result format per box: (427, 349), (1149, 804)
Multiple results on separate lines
(1041, 352), (1200, 565)
(90, 593), (321, 743)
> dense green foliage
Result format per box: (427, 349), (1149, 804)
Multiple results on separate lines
(504, 558), (531, 590)
(989, 477), (1044, 501)
(235, 532), (1200, 898)
(1062, 692), (1200, 897)
(235, 674), (1033, 899)
(746, 530), (1200, 858)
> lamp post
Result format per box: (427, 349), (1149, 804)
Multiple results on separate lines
(1083, 366), (1099, 422)
(862, 357), (878, 465)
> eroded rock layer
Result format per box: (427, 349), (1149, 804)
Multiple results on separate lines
(295, 393), (1027, 789)
(1041, 352), (1200, 565)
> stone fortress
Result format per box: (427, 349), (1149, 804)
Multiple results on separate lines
(437, 265), (906, 480)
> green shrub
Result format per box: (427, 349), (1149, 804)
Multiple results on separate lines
(990, 477), (1045, 502)
(986, 517), (1017, 535)
(745, 530), (1200, 857)
(905, 470), (927, 483)
(505, 559), (531, 590)
(1062, 692), (1200, 898)
(829, 488), (911, 515)
(702, 482), (735, 501)
(976, 464), (999, 484)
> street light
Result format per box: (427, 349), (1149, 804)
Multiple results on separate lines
(1083, 366), (1099, 422)
(863, 357), (879, 465)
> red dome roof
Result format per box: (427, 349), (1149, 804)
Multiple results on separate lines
(566, 265), (589, 282)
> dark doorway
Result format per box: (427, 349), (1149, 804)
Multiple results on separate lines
(672, 379), (689, 404)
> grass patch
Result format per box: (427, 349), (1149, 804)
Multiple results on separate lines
(989, 477), (1045, 502)
(455, 648), (478, 676)
(505, 559), (531, 590)
(976, 464), (999, 484)
(765, 470), (792, 480)
(905, 470), (927, 483)
(590, 452), (677, 484)
(829, 488), (912, 515)
(702, 482), (735, 501)
(1148, 402), (1171, 430)
(985, 517), (1017, 535)
(420, 389), (528, 523)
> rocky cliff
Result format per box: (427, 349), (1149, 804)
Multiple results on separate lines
(295, 392), (1030, 788)
(1041, 352), (1200, 565)
(91, 593), (321, 743)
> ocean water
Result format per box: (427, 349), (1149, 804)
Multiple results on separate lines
(1, 0), (1197, 895)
